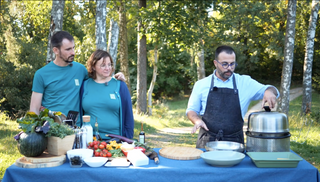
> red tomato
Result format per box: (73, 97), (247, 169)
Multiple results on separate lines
(101, 141), (107, 146)
(99, 144), (105, 149)
(89, 142), (94, 147)
(103, 149), (108, 153)
(95, 152), (100, 156)
(100, 152), (104, 157)
(103, 153), (107, 157)
(134, 146), (146, 153)
(94, 144), (98, 150)
(106, 152), (112, 157)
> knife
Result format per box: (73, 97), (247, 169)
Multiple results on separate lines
(145, 150), (160, 164)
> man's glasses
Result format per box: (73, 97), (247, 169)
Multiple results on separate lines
(216, 60), (237, 69)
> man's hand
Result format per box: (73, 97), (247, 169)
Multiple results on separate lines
(187, 111), (209, 134)
(191, 120), (209, 134)
(261, 87), (277, 109)
(114, 72), (126, 82)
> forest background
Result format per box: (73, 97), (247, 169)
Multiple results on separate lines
(1, 1), (320, 119)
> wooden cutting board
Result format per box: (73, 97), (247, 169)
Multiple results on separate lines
(15, 152), (66, 168)
(159, 146), (203, 160)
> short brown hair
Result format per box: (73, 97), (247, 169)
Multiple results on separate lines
(86, 50), (115, 79)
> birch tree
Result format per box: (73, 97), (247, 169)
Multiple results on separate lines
(301, 0), (320, 114)
(278, 0), (297, 115)
(95, 0), (107, 51)
(107, 19), (119, 67)
(118, 0), (131, 91)
(136, 0), (147, 114)
(46, 0), (65, 64)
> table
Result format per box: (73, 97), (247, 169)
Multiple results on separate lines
(3, 149), (320, 182)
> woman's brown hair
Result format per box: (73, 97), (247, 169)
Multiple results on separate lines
(86, 50), (115, 79)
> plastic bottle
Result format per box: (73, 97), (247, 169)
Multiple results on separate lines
(82, 115), (93, 145)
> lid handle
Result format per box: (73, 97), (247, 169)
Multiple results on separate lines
(263, 106), (271, 112)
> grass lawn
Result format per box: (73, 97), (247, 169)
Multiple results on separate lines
(1, 93), (320, 179)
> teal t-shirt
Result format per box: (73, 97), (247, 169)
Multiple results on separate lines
(82, 78), (121, 139)
(32, 61), (88, 115)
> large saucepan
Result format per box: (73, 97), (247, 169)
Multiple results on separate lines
(205, 141), (244, 153)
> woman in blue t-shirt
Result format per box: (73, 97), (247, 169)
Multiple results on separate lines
(79, 50), (134, 140)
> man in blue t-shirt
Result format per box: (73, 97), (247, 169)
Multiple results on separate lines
(30, 31), (124, 116)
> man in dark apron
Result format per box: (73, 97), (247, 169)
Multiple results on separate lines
(196, 76), (244, 148)
(187, 45), (278, 148)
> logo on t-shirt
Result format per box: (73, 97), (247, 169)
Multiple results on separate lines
(74, 79), (79, 86)
(110, 94), (116, 99)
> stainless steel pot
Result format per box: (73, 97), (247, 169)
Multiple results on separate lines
(205, 141), (244, 153)
(246, 106), (290, 152)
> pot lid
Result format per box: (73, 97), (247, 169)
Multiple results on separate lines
(247, 106), (289, 133)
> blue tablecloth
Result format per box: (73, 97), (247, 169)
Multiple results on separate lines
(3, 148), (320, 182)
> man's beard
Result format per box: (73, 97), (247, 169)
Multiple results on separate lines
(217, 68), (233, 80)
(61, 55), (74, 64)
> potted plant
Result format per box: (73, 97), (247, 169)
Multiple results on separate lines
(15, 108), (75, 157)
(46, 121), (75, 156)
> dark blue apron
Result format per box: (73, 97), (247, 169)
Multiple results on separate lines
(196, 75), (244, 148)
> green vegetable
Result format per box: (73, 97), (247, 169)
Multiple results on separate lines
(45, 122), (74, 139)
(109, 149), (124, 158)
(134, 141), (153, 152)
(17, 132), (48, 157)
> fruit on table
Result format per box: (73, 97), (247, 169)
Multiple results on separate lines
(70, 156), (82, 165)
(17, 132), (48, 157)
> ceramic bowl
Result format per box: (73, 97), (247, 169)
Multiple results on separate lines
(67, 149), (93, 161)
(200, 151), (245, 167)
(205, 141), (244, 153)
(84, 157), (108, 167)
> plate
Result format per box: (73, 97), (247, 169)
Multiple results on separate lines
(247, 152), (303, 168)
(105, 162), (131, 168)
(200, 151), (245, 167)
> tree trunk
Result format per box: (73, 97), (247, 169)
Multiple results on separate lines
(301, 0), (320, 114)
(95, 0), (107, 51)
(46, 0), (65, 64)
(278, 0), (297, 115)
(136, 0), (147, 114)
(107, 19), (119, 68)
(148, 48), (158, 115)
(197, 42), (205, 80)
(118, 0), (131, 93)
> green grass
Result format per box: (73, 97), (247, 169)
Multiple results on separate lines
(1, 92), (320, 179)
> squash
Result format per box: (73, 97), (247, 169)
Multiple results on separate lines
(17, 132), (48, 157)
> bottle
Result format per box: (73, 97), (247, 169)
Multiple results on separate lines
(82, 115), (93, 145)
(94, 118), (102, 141)
(139, 122), (145, 144)
(80, 127), (87, 149)
(72, 128), (83, 149)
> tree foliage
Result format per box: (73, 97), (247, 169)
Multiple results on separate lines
(1, 0), (320, 117)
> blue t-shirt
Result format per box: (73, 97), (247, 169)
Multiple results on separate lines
(186, 71), (279, 118)
(82, 78), (121, 139)
(32, 61), (88, 115)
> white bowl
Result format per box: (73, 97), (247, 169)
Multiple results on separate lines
(200, 151), (245, 167)
(84, 157), (108, 167)
(67, 149), (93, 161)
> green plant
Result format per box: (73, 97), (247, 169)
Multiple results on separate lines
(16, 108), (74, 139)
(45, 122), (74, 139)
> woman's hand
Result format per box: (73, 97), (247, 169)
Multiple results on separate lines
(114, 72), (126, 82)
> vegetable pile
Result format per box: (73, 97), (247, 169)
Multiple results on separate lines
(88, 140), (123, 158)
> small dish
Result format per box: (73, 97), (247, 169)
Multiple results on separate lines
(84, 157), (108, 167)
(247, 152), (303, 168)
(105, 162), (130, 168)
(200, 151), (245, 167)
(67, 149), (93, 161)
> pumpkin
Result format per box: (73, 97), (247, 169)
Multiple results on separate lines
(17, 132), (48, 157)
